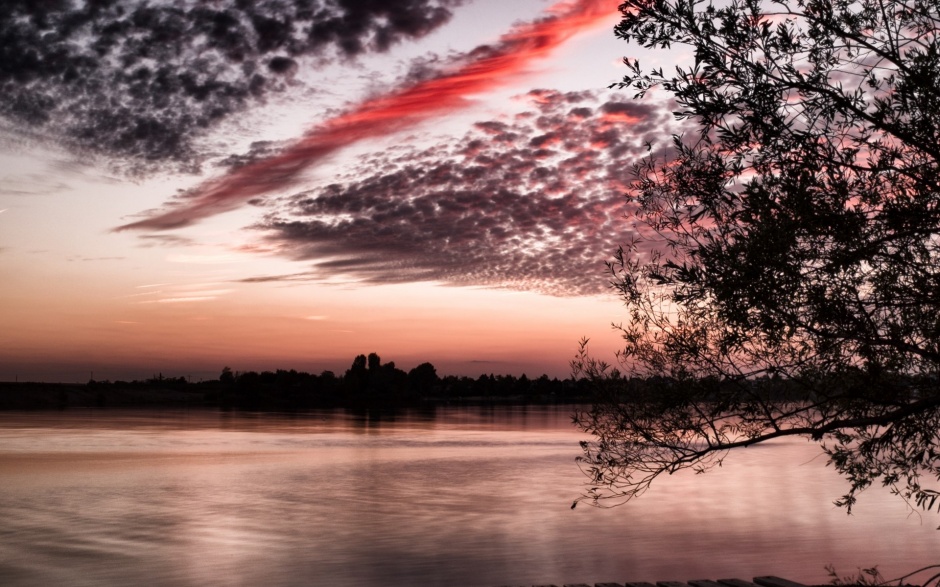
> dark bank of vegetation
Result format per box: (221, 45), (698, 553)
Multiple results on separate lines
(0, 352), (595, 410)
(2, 349), (900, 412)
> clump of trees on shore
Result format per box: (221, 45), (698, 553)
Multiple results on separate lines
(0, 353), (592, 410)
(204, 352), (586, 409)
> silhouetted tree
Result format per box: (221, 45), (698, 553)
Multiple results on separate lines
(318, 370), (340, 403)
(234, 370), (264, 409)
(219, 366), (235, 385)
(574, 0), (940, 514)
(341, 353), (409, 403)
(408, 362), (439, 396)
(343, 354), (369, 398)
(475, 373), (494, 398)
(515, 374), (531, 397)
(351, 354), (367, 373)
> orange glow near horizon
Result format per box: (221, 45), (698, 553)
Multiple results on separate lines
(1, 277), (626, 382)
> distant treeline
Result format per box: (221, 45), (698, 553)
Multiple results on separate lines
(202, 352), (591, 409)
(0, 353), (596, 410)
(5, 353), (866, 411)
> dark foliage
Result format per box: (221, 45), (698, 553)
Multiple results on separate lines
(573, 0), (940, 516)
(0, 354), (583, 410)
(207, 354), (576, 409)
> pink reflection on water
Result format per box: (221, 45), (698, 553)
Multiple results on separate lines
(0, 407), (937, 586)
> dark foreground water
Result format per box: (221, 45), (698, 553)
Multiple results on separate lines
(0, 406), (937, 586)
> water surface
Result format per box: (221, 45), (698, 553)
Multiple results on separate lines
(0, 407), (936, 586)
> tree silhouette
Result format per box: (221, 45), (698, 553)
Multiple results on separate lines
(408, 362), (439, 396)
(574, 0), (940, 514)
(219, 366), (235, 385)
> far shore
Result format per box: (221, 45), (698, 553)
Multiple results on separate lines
(0, 380), (590, 411)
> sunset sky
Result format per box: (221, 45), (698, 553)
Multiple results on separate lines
(0, 0), (685, 382)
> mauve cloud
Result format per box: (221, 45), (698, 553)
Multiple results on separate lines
(247, 90), (676, 296)
(0, 0), (462, 171)
(114, 0), (617, 231)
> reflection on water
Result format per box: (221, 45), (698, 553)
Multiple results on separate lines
(0, 406), (936, 587)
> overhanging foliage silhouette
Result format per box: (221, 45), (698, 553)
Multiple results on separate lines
(572, 0), (940, 516)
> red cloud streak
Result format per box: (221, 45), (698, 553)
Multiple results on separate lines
(116, 0), (616, 231)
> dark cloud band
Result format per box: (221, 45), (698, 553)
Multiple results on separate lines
(0, 0), (461, 170)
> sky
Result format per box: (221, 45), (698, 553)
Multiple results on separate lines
(0, 0), (685, 383)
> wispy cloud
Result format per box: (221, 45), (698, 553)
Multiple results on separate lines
(137, 289), (234, 304)
(0, 174), (70, 196)
(121, 290), (164, 299)
(136, 234), (197, 248)
(115, 0), (616, 231)
(127, 281), (234, 304)
(139, 296), (222, 304)
(166, 253), (242, 265)
(67, 255), (126, 262)
(239, 271), (320, 283)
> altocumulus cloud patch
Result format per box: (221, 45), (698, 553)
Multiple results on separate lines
(0, 0), (461, 171)
(249, 90), (678, 296)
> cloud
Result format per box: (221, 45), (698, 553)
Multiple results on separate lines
(0, 0), (463, 171)
(166, 253), (241, 264)
(132, 284), (234, 304)
(240, 271), (322, 284)
(246, 90), (677, 296)
(67, 255), (126, 262)
(136, 234), (198, 248)
(0, 174), (70, 196)
(115, 0), (616, 231)
(139, 295), (225, 304)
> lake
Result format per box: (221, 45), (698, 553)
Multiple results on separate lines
(0, 406), (937, 586)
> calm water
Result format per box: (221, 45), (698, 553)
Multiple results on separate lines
(0, 406), (937, 586)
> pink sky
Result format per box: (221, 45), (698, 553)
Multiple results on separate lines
(0, 0), (680, 382)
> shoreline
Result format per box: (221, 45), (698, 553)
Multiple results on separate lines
(0, 380), (590, 411)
